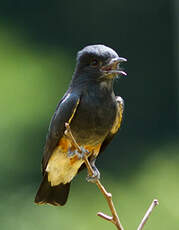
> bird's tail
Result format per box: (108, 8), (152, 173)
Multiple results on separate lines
(34, 174), (70, 206)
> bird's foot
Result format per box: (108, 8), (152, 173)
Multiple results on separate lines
(68, 147), (89, 160)
(86, 169), (100, 183)
(86, 158), (100, 183)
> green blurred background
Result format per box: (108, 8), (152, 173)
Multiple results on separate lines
(0, 0), (179, 229)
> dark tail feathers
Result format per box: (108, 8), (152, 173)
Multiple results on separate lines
(34, 174), (70, 206)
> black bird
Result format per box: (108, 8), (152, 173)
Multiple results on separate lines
(35, 44), (127, 206)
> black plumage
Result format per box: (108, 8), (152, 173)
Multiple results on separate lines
(35, 44), (126, 206)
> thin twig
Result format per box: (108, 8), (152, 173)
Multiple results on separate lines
(65, 122), (124, 230)
(65, 123), (159, 230)
(137, 199), (159, 230)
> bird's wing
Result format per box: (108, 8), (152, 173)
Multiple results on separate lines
(42, 90), (80, 174)
(99, 96), (124, 153)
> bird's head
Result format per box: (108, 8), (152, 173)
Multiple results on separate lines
(73, 45), (127, 85)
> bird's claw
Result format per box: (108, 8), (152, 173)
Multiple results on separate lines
(86, 169), (100, 183)
(86, 160), (100, 183)
(68, 147), (89, 160)
(80, 147), (90, 159)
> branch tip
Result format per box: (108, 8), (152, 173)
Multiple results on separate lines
(137, 199), (159, 230)
(97, 212), (113, 221)
(153, 199), (159, 206)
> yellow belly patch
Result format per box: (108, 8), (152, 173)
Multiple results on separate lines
(46, 136), (101, 186)
(46, 147), (84, 186)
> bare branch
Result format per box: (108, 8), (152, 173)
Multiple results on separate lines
(65, 122), (124, 230)
(97, 212), (113, 221)
(137, 199), (159, 230)
(65, 123), (82, 153)
(65, 122), (159, 230)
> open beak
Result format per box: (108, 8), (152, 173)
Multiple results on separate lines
(101, 57), (127, 77)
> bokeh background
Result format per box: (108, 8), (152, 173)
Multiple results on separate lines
(1, 0), (179, 229)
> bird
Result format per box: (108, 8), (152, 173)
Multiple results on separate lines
(34, 44), (127, 206)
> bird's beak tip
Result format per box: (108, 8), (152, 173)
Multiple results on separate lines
(118, 57), (127, 63)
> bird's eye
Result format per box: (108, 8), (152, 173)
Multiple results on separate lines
(91, 59), (98, 67)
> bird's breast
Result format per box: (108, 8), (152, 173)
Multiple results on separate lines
(70, 88), (117, 146)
